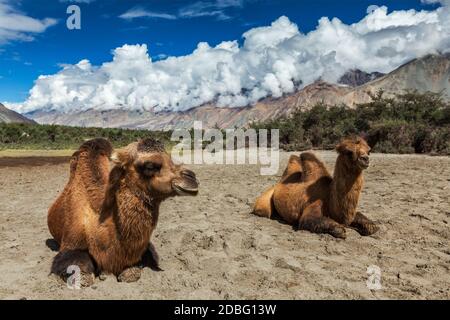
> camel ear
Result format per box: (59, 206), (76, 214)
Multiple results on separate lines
(111, 149), (134, 167)
(358, 131), (369, 143)
(335, 142), (352, 155)
(111, 142), (139, 167)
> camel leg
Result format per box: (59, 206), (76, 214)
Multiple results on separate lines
(118, 242), (162, 282)
(350, 212), (379, 236)
(51, 249), (95, 287)
(298, 201), (347, 239)
(252, 186), (276, 219)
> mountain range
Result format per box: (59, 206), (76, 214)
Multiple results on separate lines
(0, 103), (35, 124)
(22, 53), (450, 130)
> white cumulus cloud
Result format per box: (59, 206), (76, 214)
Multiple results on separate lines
(7, 2), (450, 114)
(0, 0), (57, 44)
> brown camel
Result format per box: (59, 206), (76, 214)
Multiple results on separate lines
(253, 136), (379, 239)
(48, 138), (199, 285)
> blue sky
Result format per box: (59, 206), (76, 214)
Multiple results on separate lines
(0, 0), (441, 103)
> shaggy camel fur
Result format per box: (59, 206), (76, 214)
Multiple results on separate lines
(253, 136), (379, 239)
(48, 138), (199, 285)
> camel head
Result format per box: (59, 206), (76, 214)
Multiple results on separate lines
(111, 138), (199, 199)
(336, 136), (371, 171)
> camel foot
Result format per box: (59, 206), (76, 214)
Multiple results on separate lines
(354, 222), (379, 236)
(75, 272), (95, 288)
(118, 267), (141, 283)
(51, 249), (96, 288)
(329, 225), (347, 239)
(351, 212), (379, 236)
(98, 272), (110, 281)
(51, 271), (95, 288)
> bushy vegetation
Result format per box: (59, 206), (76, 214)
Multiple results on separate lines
(1, 91), (449, 155)
(0, 123), (172, 150)
(251, 90), (450, 155)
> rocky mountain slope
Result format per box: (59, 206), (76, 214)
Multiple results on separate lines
(0, 103), (35, 124)
(27, 53), (450, 130)
(338, 70), (384, 87)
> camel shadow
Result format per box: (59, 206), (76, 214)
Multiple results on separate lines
(142, 243), (164, 272)
(281, 172), (302, 185)
(269, 211), (292, 227)
(45, 238), (59, 252)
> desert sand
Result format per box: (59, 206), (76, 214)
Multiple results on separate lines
(0, 151), (449, 299)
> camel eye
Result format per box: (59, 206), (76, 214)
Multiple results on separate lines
(146, 162), (161, 171)
(137, 161), (162, 176)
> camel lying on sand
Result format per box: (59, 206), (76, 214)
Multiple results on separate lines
(48, 138), (199, 285)
(253, 136), (379, 239)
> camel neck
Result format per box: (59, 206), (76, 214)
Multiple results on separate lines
(101, 172), (160, 244)
(328, 155), (364, 225)
(121, 178), (161, 225)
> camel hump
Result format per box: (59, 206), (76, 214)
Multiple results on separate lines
(281, 155), (303, 179)
(299, 152), (330, 182)
(75, 138), (113, 213)
(79, 138), (113, 158)
(300, 152), (321, 163)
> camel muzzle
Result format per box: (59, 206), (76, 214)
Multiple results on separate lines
(172, 169), (199, 196)
(358, 156), (370, 169)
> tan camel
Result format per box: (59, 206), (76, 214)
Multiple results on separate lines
(253, 136), (379, 239)
(48, 138), (199, 285)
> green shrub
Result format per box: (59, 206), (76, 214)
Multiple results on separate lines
(0, 123), (172, 150)
(251, 90), (450, 155)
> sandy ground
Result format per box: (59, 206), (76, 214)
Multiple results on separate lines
(0, 151), (449, 300)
